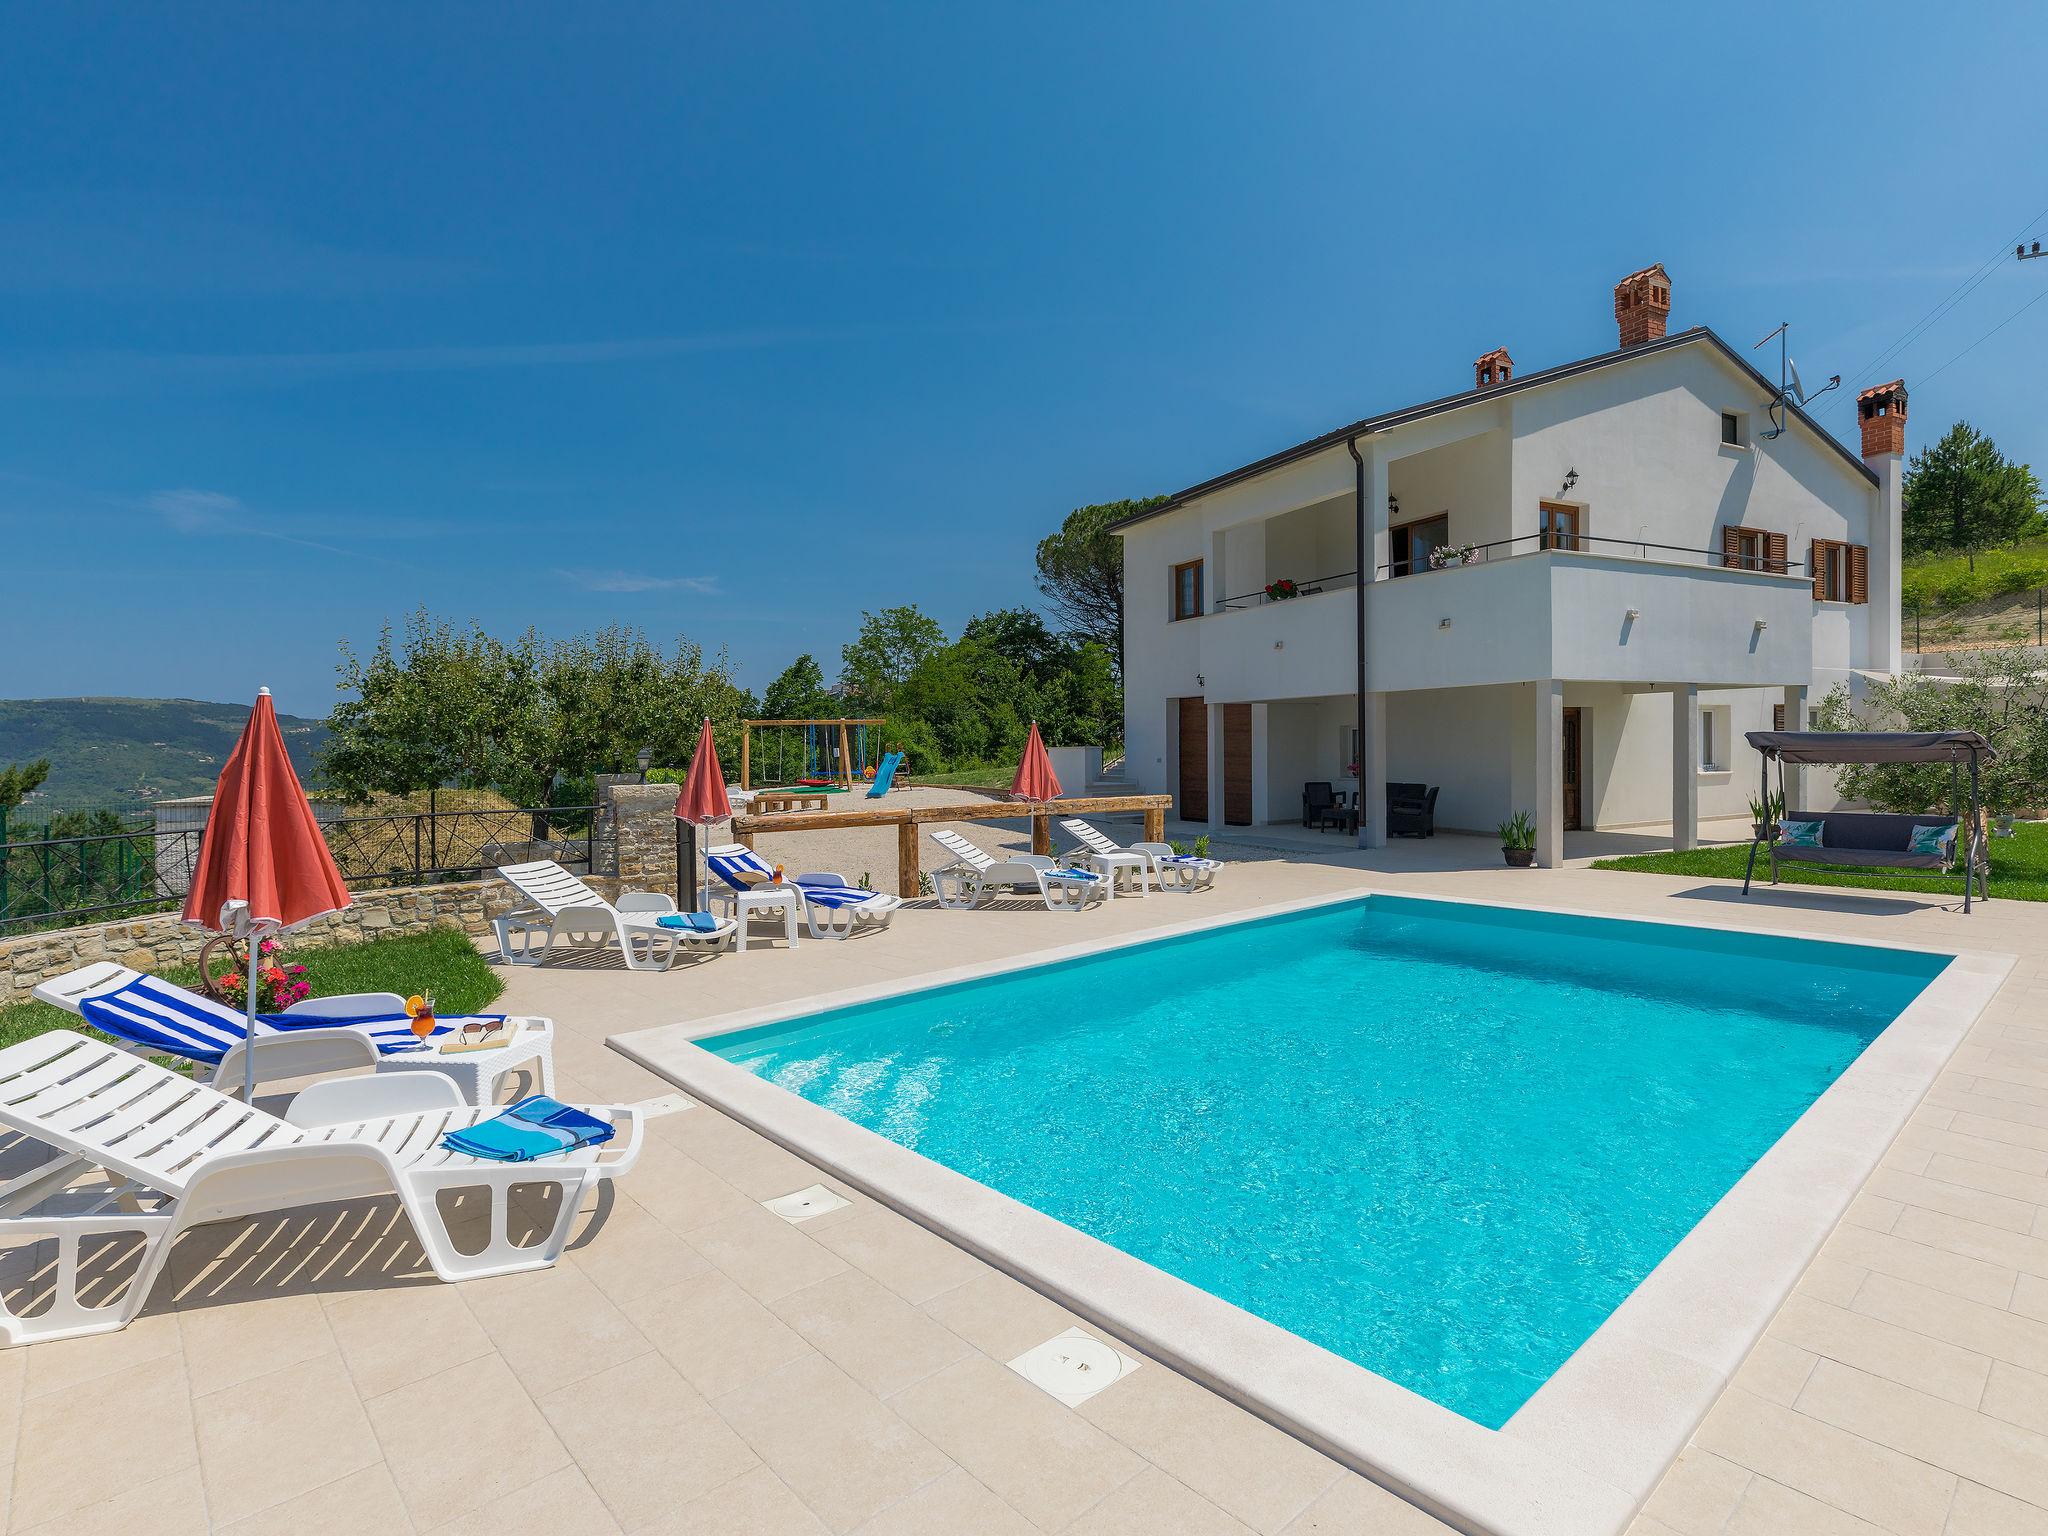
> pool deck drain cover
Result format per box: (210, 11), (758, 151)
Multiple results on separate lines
(1008, 1328), (1140, 1407)
(635, 1094), (693, 1120)
(763, 1184), (852, 1223)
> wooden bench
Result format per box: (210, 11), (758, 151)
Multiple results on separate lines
(752, 790), (830, 814)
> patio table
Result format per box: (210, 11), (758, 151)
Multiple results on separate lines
(374, 1017), (555, 1106)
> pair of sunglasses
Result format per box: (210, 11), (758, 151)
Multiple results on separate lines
(457, 1019), (507, 1045)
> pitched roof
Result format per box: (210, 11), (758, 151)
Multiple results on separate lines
(1112, 327), (1878, 533)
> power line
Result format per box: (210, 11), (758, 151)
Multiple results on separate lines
(1914, 285), (2048, 392)
(1828, 199), (2048, 415)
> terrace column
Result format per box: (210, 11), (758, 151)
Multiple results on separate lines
(1534, 680), (1564, 868)
(1250, 703), (1270, 827)
(1358, 692), (1387, 849)
(1781, 685), (1808, 810)
(1670, 684), (1699, 852)
(1354, 439), (1391, 849)
(1207, 701), (1227, 831)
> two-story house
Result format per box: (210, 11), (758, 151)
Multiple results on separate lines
(1115, 265), (1908, 866)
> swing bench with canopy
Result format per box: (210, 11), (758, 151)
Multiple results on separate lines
(740, 718), (887, 792)
(1741, 729), (1995, 913)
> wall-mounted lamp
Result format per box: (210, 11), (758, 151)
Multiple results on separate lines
(1273, 640), (1285, 651)
(1438, 617), (1453, 629)
(1388, 493), (1401, 519)
(1625, 607), (1641, 621)
(1753, 618), (1769, 632)
(1559, 468), (1579, 497)
(1196, 674), (1205, 687)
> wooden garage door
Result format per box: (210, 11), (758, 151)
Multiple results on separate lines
(1223, 703), (1253, 825)
(1177, 697), (1208, 822)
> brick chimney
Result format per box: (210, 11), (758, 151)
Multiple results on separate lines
(1857, 379), (1907, 458)
(1860, 378), (1907, 674)
(1474, 347), (1513, 389)
(1613, 263), (1672, 348)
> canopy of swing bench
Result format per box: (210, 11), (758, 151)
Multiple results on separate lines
(1743, 730), (1995, 766)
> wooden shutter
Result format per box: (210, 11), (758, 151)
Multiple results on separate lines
(1810, 539), (1832, 600)
(1773, 704), (1786, 732)
(1849, 543), (1869, 604)
(1722, 525), (1743, 568)
(1766, 531), (1788, 574)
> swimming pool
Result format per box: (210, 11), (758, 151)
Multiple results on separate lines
(698, 895), (1948, 1429)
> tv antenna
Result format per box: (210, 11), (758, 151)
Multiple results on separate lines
(1752, 322), (1841, 438)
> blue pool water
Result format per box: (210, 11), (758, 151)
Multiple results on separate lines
(702, 896), (1947, 1428)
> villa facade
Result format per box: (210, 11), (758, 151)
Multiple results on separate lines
(1115, 265), (1910, 865)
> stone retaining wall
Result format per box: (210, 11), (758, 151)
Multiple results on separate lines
(0, 783), (690, 1005)
(0, 879), (513, 1006)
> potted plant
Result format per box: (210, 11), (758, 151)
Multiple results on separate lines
(1747, 788), (1785, 842)
(1264, 578), (1300, 601)
(1497, 810), (1536, 867)
(1430, 542), (1477, 569)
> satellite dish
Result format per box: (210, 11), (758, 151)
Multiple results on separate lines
(1786, 356), (1807, 405)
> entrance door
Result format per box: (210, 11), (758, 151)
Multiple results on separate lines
(1561, 706), (1583, 831)
(1223, 704), (1253, 825)
(1177, 697), (1208, 822)
(1539, 501), (1582, 552)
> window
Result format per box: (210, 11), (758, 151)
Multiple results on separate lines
(1538, 501), (1581, 552)
(1810, 539), (1867, 603)
(1390, 514), (1450, 576)
(1170, 559), (1204, 621)
(1700, 706), (1731, 773)
(1721, 411), (1746, 447)
(1730, 529), (1764, 570)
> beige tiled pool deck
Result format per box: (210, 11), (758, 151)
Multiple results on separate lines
(12, 829), (2048, 1535)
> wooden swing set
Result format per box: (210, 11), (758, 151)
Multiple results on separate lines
(739, 717), (886, 791)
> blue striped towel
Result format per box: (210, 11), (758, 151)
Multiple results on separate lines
(75, 973), (492, 1067)
(790, 880), (889, 910)
(442, 1096), (616, 1162)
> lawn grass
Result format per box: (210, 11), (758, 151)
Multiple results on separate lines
(0, 925), (503, 1052)
(1592, 819), (2048, 901)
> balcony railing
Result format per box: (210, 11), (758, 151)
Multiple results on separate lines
(1377, 532), (1808, 578)
(1215, 569), (1360, 611)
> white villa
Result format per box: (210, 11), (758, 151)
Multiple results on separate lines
(1115, 264), (1911, 865)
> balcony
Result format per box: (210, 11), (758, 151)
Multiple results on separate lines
(1363, 536), (1814, 691)
(1197, 571), (1358, 702)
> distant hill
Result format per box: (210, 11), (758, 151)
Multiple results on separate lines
(0, 697), (330, 818)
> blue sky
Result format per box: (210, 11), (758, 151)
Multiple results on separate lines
(4, 3), (2044, 715)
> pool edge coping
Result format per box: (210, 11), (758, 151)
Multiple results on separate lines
(607, 885), (2014, 1536)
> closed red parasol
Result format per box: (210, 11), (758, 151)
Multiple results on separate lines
(674, 717), (732, 825)
(1010, 721), (1062, 802)
(673, 717), (732, 909)
(182, 688), (352, 1099)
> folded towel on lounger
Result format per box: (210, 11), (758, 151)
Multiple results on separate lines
(655, 911), (724, 932)
(442, 1096), (616, 1162)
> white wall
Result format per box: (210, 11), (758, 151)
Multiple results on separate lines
(1261, 495), (1353, 591)
(1264, 698), (1350, 823)
(1506, 342), (1881, 673)
(1384, 686), (1518, 834)
(1387, 429), (1512, 561)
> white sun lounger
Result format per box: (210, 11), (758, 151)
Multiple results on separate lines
(0, 1029), (643, 1345)
(1059, 819), (1223, 893)
(492, 860), (734, 970)
(929, 829), (1107, 912)
(31, 961), (552, 1100)
(703, 844), (904, 940)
